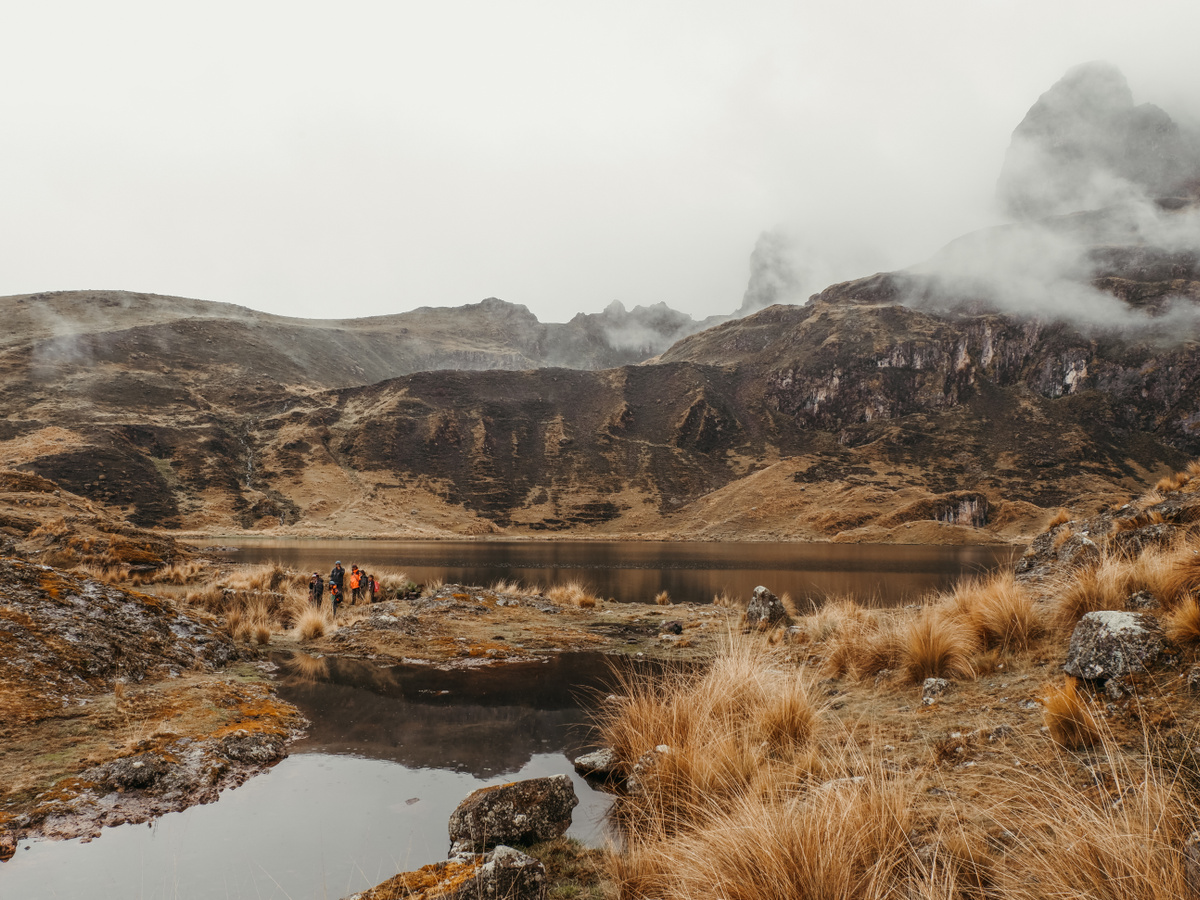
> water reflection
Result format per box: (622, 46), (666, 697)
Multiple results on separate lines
(273, 652), (643, 777)
(214, 538), (1018, 606)
(1, 652), (625, 900)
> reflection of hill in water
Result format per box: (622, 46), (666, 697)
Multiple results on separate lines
(272, 652), (652, 778)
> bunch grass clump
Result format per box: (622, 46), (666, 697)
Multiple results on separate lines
(945, 571), (1041, 652)
(1165, 595), (1200, 644)
(1041, 678), (1099, 749)
(547, 580), (601, 608)
(598, 638), (818, 837)
(897, 610), (976, 684)
(294, 607), (331, 641)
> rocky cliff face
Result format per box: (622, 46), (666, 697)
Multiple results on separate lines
(3, 229), (1198, 541)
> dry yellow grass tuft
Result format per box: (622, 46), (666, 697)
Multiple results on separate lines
(490, 579), (522, 596)
(1053, 554), (1132, 628)
(945, 571), (1041, 652)
(897, 610), (976, 684)
(1165, 596), (1200, 644)
(132, 560), (207, 586)
(598, 638), (819, 836)
(1042, 678), (1099, 748)
(654, 590), (671, 606)
(547, 580), (601, 608)
(294, 607), (330, 640)
(1046, 508), (1071, 529)
(711, 590), (741, 609)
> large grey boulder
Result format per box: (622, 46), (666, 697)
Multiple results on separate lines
(448, 775), (578, 853)
(745, 585), (788, 629)
(1063, 611), (1178, 682)
(345, 844), (546, 900)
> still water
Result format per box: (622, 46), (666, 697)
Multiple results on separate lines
(211, 538), (1019, 607)
(0, 653), (629, 900)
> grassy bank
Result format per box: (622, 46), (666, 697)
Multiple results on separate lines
(593, 466), (1200, 899)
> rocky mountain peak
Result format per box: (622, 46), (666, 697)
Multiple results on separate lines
(997, 61), (1200, 219)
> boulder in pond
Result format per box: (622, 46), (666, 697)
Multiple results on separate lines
(1063, 611), (1179, 682)
(572, 748), (622, 780)
(745, 585), (788, 628)
(345, 844), (546, 900)
(448, 775), (578, 853)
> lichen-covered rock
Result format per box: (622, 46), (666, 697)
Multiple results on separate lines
(448, 775), (577, 853)
(346, 844), (546, 900)
(922, 678), (951, 703)
(1125, 590), (1161, 611)
(572, 748), (622, 780)
(89, 752), (171, 791)
(220, 731), (287, 765)
(745, 585), (788, 628)
(1063, 611), (1179, 682)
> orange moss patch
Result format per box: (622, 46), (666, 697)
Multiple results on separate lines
(358, 857), (486, 899)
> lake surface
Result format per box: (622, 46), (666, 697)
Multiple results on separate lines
(210, 538), (1019, 607)
(0, 652), (630, 900)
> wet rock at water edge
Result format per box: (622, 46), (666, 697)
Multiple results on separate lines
(88, 752), (171, 791)
(1063, 611), (1179, 682)
(220, 731), (287, 765)
(345, 844), (546, 900)
(448, 774), (578, 854)
(572, 748), (622, 780)
(745, 585), (788, 629)
(0, 831), (17, 862)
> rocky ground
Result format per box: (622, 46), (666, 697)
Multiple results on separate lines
(302, 583), (735, 668)
(0, 555), (304, 858)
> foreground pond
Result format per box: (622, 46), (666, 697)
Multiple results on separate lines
(212, 538), (1018, 606)
(1, 653), (627, 900)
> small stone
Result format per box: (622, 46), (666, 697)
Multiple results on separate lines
(1105, 676), (1136, 701)
(922, 678), (951, 701)
(987, 724), (1015, 743)
(1185, 666), (1200, 693)
(1125, 590), (1161, 611)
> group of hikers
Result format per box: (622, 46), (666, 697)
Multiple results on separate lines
(308, 561), (379, 615)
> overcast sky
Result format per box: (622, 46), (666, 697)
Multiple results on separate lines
(1, 0), (1198, 323)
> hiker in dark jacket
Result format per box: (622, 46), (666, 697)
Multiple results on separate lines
(308, 572), (324, 606)
(330, 561), (345, 598)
